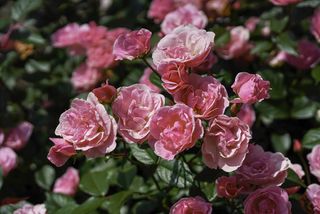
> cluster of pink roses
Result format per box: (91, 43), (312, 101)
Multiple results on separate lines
(0, 121), (33, 176)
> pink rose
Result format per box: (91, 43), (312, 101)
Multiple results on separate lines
(0, 147), (17, 176)
(269, 0), (301, 6)
(244, 186), (291, 214)
(169, 196), (212, 214)
(237, 104), (256, 127)
(307, 144), (320, 182)
(174, 0), (203, 8)
(306, 184), (320, 214)
(55, 93), (117, 158)
(0, 129), (5, 146)
(285, 40), (320, 70)
(158, 63), (189, 94)
(216, 176), (243, 198)
(174, 73), (229, 120)
(86, 44), (116, 69)
(71, 63), (103, 92)
(236, 144), (290, 190)
(161, 4), (207, 35)
(311, 9), (320, 42)
(5, 121), (33, 151)
(149, 104), (203, 160)
(269, 51), (287, 67)
(152, 25), (215, 68)
(92, 81), (117, 104)
(202, 115), (251, 172)
(245, 17), (260, 32)
(113, 28), (152, 60)
(112, 84), (165, 144)
(290, 163), (305, 179)
(53, 167), (79, 196)
(216, 26), (251, 60)
(47, 138), (76, 167)
(231, 72), (270, 104)
(13, 204), (46, 214)
(139, 68), (161, 93)
(148, 0), (176, 23)
(193, 53), (217, 73)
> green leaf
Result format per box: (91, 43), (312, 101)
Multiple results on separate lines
(25, 60), (50, 74)
(11, 0), (42, 21)
(102, 191), (132, 214)
(200, 182), (216, 201)
(291, 96), (316, 119)
(311, 66), (320, 83)
(129, 144), (157, 165)
(79, 168), (110, 196)
(297, 0), (320, 7)
(45, 193), (76, 214)
(35, 165), (55, 190)
(0, 202), (26, 214)
(251, 41), (273, 55)
(275, 33), (297, 56)
(256, 102), (289, 124)
(149, 72), (163, 89)
(259, 70), (287, 99)
(286, 169), (306, 188)
(117, 163), (137, 189)
(55, 204), (78, 214)
(215, 31), (231, 47)
(156, 159), (194, 188)
(271, 133), (291, 154)
(270, 16), (289, 33)
(302, 128), (320, 149)
(71, 197), (106, 214)
(132, 200), (158, 214)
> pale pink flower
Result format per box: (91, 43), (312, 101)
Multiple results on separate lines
(236, 144), (290, 190)
(149, 104), (203, 160)
(148, 0), (176, 23)
(290, 163), (305, 179)
(311, 9), (320, 42)
(5, 121), (33, 151)
(92, 81), (117, 104)
(55, 93), (117, 158)
(285, 40), (320, 70)
(237, 104), (256, 127)
(0, 147), (17, 176)
(14, 204), (46, 214)
(244, 186), (291, 214)
(47, 138), (76, 167)
(269, 0), (301, 6)
(152, 25), (215, 68)
(216, 26), (251, 60)
(245, 17), (260, 32)
(306, 184), (320, 214)
(53, 167), (79, 196)
(174, 73), (229, 120)
(269, 51), (287, 67)
(112, 84), (165, 144)
(216, 176), (243, 198)
(193, 53), (217, 72)
(231, 72), (270, 104)
(307, 144), (320, 182)
(161, 4), (207, 35)
(158, 63), (189, 94)
(86, 44), (116, 69)
(113, 28), (152, 60)
(169, 196), (212, 214)
(71, 63), (102, 92)
(139, 68), (161, 93)
(202, 115), (251, 172)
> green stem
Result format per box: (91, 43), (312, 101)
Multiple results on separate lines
(298, 152), (311, 185)
(141, 57), (161, 78)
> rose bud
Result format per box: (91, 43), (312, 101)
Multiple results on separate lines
(170, 196), (212, 214)
(216, 176), (243, 198)
(92, 81), (117, 104)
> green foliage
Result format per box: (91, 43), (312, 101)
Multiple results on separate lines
(35, 165), (55, 190)
(302, 128), (320, 149)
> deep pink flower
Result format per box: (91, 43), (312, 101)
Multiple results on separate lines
(307, 144), (320, 182)
(139, 68), (161, 93)
(158, 63), (189, 94)
(244, 186), (291, 214)
(47, 138), (76, 167)
(311, 9), (320, 42)
(216, 176), (243, 198)
(237, 104), (256, 127)
(306, 184), (320, 214)
(216, 26), (251, 60)
(0, 129), (5, 146)
(113, 28), (152, 60)
(202, 115), (251, 172)
(55, 93), (117, 158)
(92, 81), (117, 104)
(236, 144), (290, 190)
(174, 73), (229, 120)
(0, 147), (17, 176)
(193, 53), (217, 73)
(149, 104), (203, 160)
(112, 84), (165, 144)
(13, 204), (46, 214)
(231, 72), (270, 104)
(148, 0), (176, 23)
(285, 40), (320, 70)
(152, 25), (215, 68)
(71, 63), (102, 92)
(5, 121), (33, 151)
(169, 196), (212, 214)
(161, 4), (207, 35)
(174, 0), (203, 8)
(269, 0), (301, 6)
(53, 167), (79, 196)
